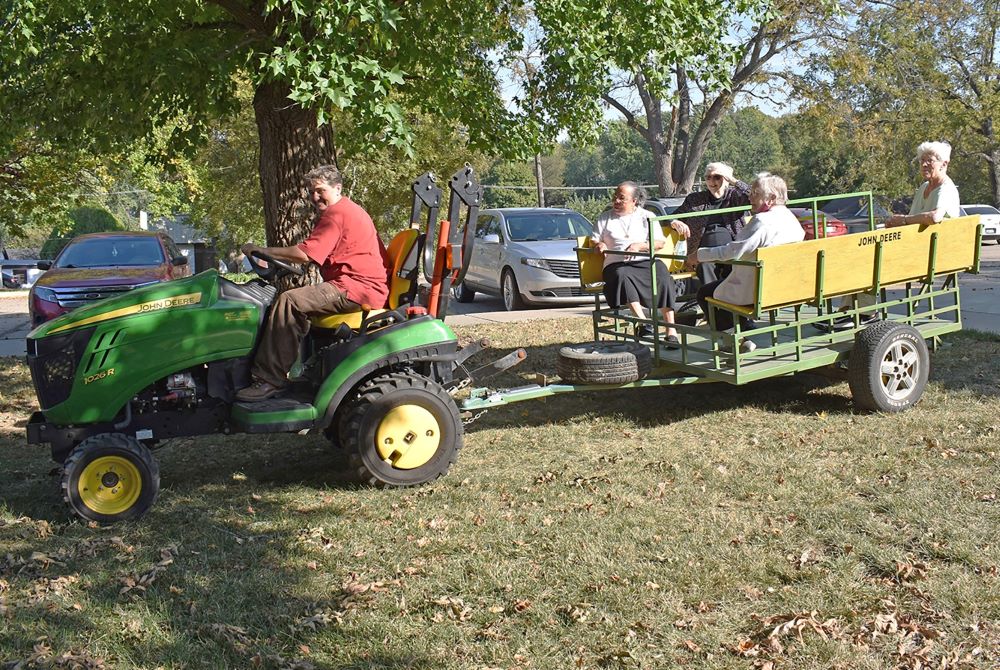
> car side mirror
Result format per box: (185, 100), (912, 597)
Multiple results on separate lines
(171, 255), (189, 267)
(482, 234), (500, 244)
(36, 260), (52, 270)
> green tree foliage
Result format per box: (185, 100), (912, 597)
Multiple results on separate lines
(1, 0), (535, 258)
(482, 160), (539, 209)
(702, 107), (785, 183)
(799, 0), (1000, 205)
(40, 206), (123, 259)
(532, 0), (835, 195)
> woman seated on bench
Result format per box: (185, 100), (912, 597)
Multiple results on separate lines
(695, 173), (804, 337)
(592, 181), (680, 347)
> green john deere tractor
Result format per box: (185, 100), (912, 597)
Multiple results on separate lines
(25, 166), (515, 523)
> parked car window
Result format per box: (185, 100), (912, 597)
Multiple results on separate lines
(475, 215), (499, 239)
(964, 205), (1000, 216)
(55, 237), (166, 268)
(504, 212), (592, 241)
(163, 236), (183, 260)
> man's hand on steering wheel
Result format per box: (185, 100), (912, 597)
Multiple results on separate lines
(241, 243), (305, 281)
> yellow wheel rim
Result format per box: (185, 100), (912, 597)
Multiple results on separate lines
(77, 455), (142, 516)
(375, 404), (441, 470)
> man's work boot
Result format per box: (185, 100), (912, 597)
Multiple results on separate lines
(236, 379), (285, 402)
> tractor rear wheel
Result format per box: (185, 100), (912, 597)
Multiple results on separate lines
(61, 434), (159, 523)
(342, 373), (462, 486)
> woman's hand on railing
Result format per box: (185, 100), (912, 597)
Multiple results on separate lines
(669, 220), (691, 239)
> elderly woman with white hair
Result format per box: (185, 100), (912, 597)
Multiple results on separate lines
(695, 173), (804, 350)
(887, 141), (961, 228)
(668, 161), (751, 285)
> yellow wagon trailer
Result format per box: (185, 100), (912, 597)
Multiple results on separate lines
(459, 192), (984, 415)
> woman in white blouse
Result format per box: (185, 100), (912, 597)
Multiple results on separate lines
(592, 181), (680, 347)
(887, 141), (961, 228)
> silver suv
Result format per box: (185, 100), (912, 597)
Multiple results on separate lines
(453, 207), (595, 311)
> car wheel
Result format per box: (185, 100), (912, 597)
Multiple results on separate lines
(848, 322), (929, 413)
(501, 269), (526, 311)
(452, 282), (476, 303)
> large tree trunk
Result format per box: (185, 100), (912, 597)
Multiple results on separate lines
(253, 81), (337, 250)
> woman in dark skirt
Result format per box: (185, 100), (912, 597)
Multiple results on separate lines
(592, 181), (680, 347)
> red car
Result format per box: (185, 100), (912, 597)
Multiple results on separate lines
(789, 207), (848, 240)
(29, 232), (191, 326)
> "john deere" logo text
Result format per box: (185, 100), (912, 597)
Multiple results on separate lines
(137, 295), (200, 312)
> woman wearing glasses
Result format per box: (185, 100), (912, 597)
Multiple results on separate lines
(886, 141), (961, 228)
(667, 162), (751, 285)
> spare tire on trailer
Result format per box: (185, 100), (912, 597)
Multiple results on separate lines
(557, 341), (653, 385)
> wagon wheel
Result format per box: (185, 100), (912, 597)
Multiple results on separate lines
(556, 341), (653, 385)
(342, 373), (463, 486)
(61, 433), (160, 523)
(848, 322), (930, 413)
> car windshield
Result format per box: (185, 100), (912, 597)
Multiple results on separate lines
(505, 212), (592, 241)
(964, 205), (1000, 216)
(56, 237), (166, 268)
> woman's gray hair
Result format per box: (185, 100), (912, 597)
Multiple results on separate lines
(751, 172), (788, 205)
(704, 162), (735, 182)
(618, 180), (647, 206)
(916, 141), (951, 163)
(303, 165), (343, 187)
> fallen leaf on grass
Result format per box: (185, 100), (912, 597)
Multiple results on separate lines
(430, 595), (472, 621)
(119, 545), (178, 597)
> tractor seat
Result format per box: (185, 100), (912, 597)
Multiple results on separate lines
(310, 228), (419, 330)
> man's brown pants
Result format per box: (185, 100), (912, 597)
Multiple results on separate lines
(252, 282), (359, 387)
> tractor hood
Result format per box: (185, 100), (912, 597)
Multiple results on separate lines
(28, 270), (219, 339)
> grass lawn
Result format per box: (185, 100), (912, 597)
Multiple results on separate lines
(1, 319), (998, 669)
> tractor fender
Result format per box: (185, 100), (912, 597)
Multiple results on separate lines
(314, 318), (459, 429)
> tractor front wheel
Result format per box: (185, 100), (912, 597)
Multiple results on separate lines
(61, 434), (160, 523)
(342, 373), (462, 486)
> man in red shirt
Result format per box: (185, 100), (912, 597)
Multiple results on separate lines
(236, 165), (390, 401)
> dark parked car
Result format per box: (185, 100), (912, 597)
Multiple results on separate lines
(819, 196), (891, 234)
(29, 232), (191, 325)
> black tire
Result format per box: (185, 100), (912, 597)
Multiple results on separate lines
(556, 341), (653, 385)
(61, 434), (160, 523)
(452, 282), (476, 303)
(675, 298), (702, 326)
(501, 269), (526, 311)
(848, 322), (929, 413)
(343, 373), (462, 486)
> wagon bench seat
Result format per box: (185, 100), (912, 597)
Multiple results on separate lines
(704, 215), (981, 321)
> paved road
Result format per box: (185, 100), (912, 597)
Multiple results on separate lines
(2, 244), (998, 357)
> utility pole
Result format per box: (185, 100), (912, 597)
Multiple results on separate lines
(533, 154), (545, 207)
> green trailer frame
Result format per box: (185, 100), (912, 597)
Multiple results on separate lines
(459, 191), (983, 412)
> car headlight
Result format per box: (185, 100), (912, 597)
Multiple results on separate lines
(32, 286), (58, 303)
(521, 258), (551, 271)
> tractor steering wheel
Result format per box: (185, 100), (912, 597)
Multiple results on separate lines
(247, 249), (305, 281)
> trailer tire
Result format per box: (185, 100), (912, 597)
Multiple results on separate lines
(557, 341), (652, 385)
(343, 372), (462, 487)
(848, 322), (929, 413)
(61, 433), (159, 524)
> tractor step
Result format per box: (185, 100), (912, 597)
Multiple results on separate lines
(230, 395), (317, 433)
